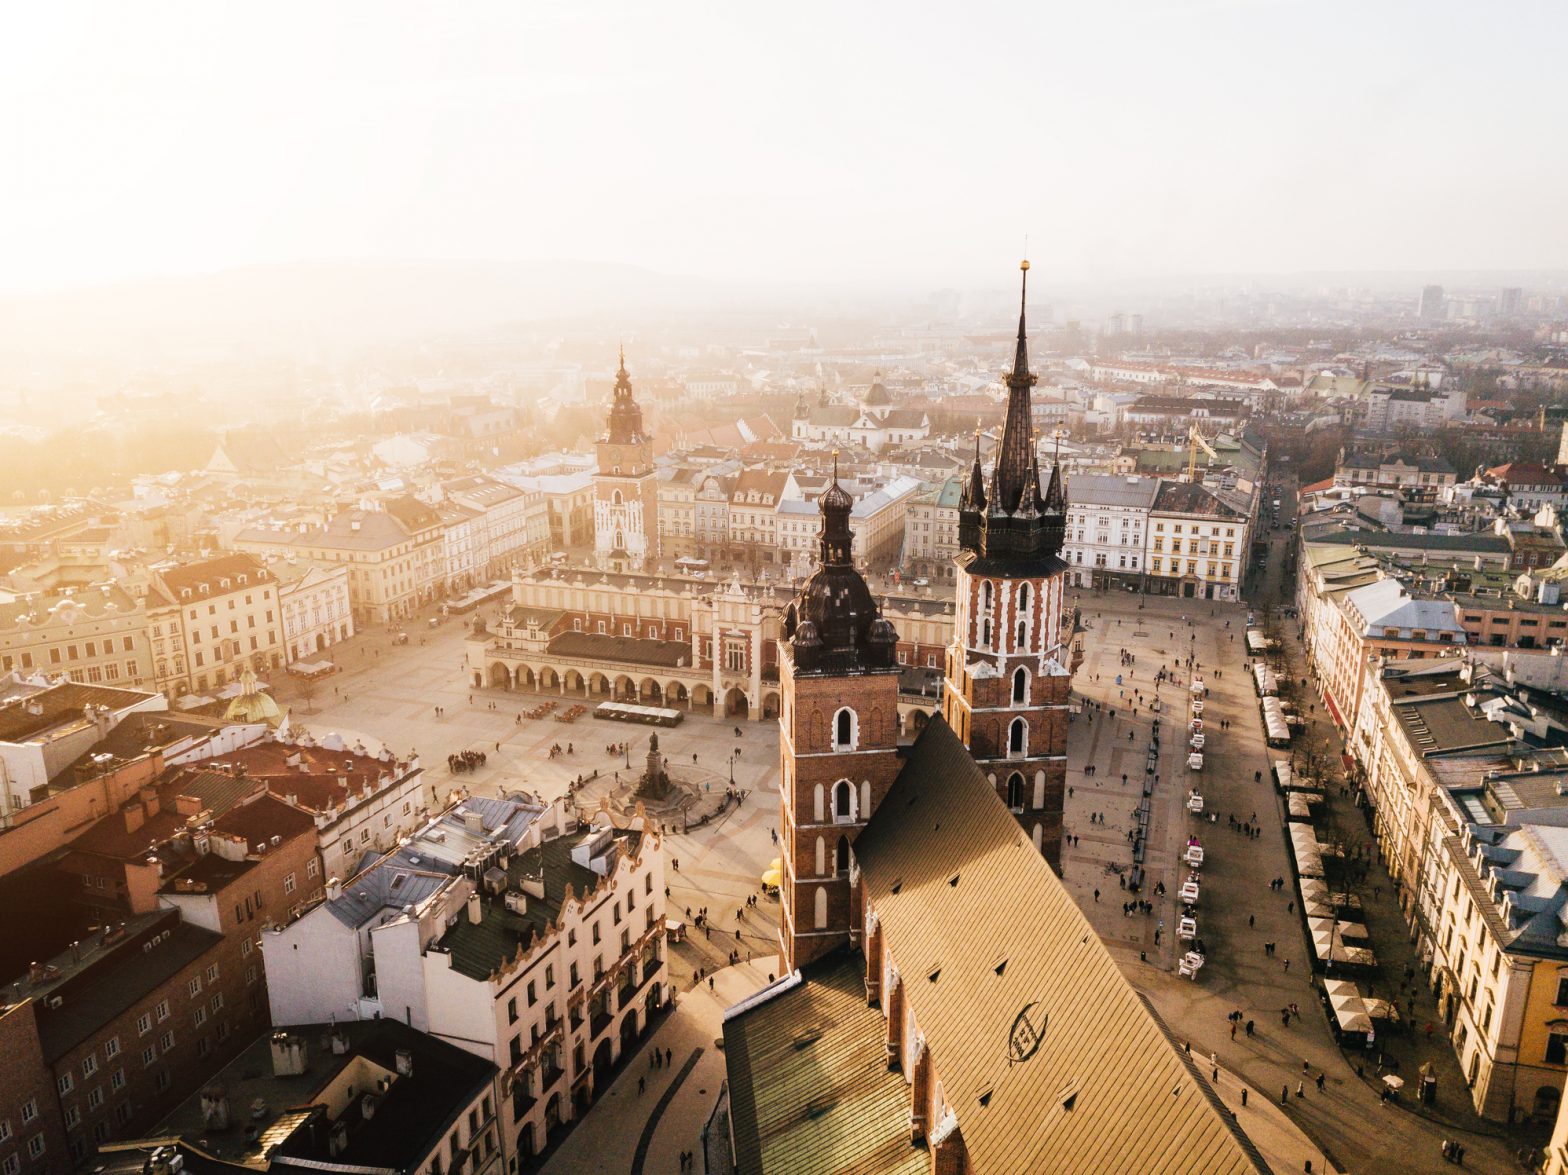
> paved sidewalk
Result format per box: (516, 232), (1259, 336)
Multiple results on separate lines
(1065, 587), (1521, 1173)
(539, 961), (772, 1175)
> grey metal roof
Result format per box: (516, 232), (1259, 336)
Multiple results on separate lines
(1063, 473), (1161, 510)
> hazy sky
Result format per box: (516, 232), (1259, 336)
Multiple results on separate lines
(5, 1), (1567, 296)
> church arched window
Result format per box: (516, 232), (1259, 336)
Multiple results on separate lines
(832, 707), (857, 751)
(612, 490), (623, 505)
(836, 836), (850, 875)
(1033, 770), (1047, 809)
(981, 580), (993, 615)
(1006, 772), (1025, 810)
(1018, 582), (1031, 615)
(1012, 666), (1028, 705)
(982, 619), (992, 648)
(815, 836), (826, 876)
(833, 780), (855, 822)
(1016, 620), (1027, 648)
(1009, 717), (1027, 756)
(812, 783), (825, 823)
(814, 887), (828, 929)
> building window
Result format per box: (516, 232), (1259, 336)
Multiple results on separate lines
(1012, 666), (1028, 705)
(832, 707), (857, 751)
(1006, 772), (1025, 811)
(833, 780), (855, 822)
(1545, 1031), (1568, 1066)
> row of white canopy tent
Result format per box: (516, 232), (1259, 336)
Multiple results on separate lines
(1246, 628), (1271, 655)
(1260, 696), (1290, 743)
(1324, 978), (1397, 1039)
(1299, 877), (1362, 921)
(1287, 790), (1325, 821)
(1289, 822), (1325, 878)
(1308, 916), (1377, 967)
(1253, 663), (1280, 696)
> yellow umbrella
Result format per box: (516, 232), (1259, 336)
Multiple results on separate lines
(761, 868), (783, 888)
(767, 857), (782, 872)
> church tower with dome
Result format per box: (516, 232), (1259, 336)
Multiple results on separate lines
(776, 458), (902, 971)
(943, 261), (1075, 870)
(593, 347), (658, 572)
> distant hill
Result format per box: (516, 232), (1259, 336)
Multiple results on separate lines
(0, 258), (732, 359)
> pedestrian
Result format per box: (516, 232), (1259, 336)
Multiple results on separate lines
(1296, 1080), (1304, 1098)
(666, 1047), (672, 1067)
(1245, 1019), (1254, 1037)
(1315, 1071), (1325, 1092)
(1284, 958), (1290, 973)
(1281, 1084), (1289, 1106)
(638, 1076), (645, 1094)
(1241, 1087), (1248, 1107)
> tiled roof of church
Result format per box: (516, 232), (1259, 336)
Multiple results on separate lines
(850, 719), (1267, 1174)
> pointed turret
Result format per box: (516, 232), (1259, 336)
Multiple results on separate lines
(958, 427), (988, 552)
(993, 260), (1038, 514)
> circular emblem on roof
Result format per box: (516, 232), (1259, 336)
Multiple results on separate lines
(1007, 1002), (1047, 1064)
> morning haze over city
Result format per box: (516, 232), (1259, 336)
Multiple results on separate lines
(2, 4), (1567, 1175)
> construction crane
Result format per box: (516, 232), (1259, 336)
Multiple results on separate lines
(1187, 423), (1218, 482)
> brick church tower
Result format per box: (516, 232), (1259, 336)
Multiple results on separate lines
(776, 462), (902, 971)
(941, 261), (1075, 870)
(594, 348), (659, 571)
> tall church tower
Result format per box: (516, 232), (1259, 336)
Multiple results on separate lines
(942, 261), (1075, 870)
(777, 461), (901, 971)
(594, 348), (659, 571)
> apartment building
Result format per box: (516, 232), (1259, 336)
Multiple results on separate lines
(902, 477), (962, 582)
(1062, 473), (1159, 590)
(1348, 658), (1568, 1121)
(1, 906), (265, 1166)
(445, 474), (547, 576)
(0, 682), (167, 815)
(102, 1019), (503, 1174)
(0, 585), (153, 692)
(262, 795), (667, 1167)
(147, 554), (284, 698)
(727, 471), (794, 568)
(1145, 480), (1249, 601)
(1335, 449), (1458, 497)
(269, 560), (354, 665)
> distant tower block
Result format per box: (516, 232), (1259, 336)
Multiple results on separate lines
(944, 261), (1076, 870)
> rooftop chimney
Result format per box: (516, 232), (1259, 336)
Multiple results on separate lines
(394, 1048), (414, 1078)
(270, 1031), (308, 1077)
(466, 892), (483, 925)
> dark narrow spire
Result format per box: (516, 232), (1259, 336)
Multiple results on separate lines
(993, 260), (1038, 514)
(960, 425), (987, 511)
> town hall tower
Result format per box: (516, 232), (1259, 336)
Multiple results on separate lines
(594, 348), (658, 571)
